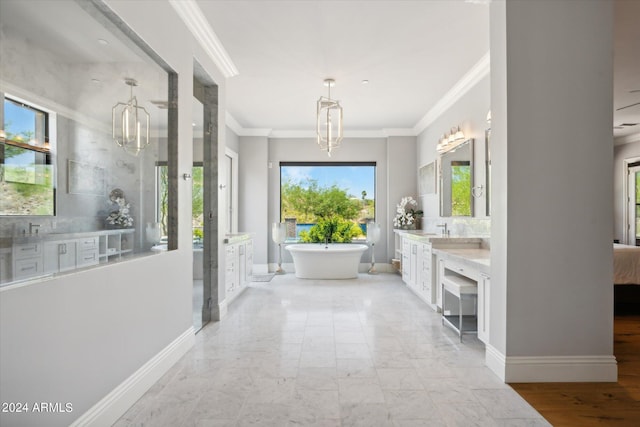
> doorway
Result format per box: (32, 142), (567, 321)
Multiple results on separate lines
(628, 164), (640, 246)
(225, 148), (238, 234)
(193, 60), (220, 330)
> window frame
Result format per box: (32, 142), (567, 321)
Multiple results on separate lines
(1, 95), (56, 216)
(279, 161), (377, 241)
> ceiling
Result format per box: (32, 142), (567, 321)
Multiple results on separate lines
(196, 0), (640, 139)
(198, 0), (490, 134)
(0, 0), (638, 140)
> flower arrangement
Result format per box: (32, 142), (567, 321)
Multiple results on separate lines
(393, 196), (422, 229)
(107, 196), (133, 228)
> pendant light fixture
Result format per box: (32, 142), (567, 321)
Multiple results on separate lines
(316, 78), (343, 157)
(112, 78), (150, 156)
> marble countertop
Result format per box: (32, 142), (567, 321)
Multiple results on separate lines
(432, 247), (491, 275)
(4, 228), (135, 245)
(224, 233), (253, 244)
(394, 230), (484, 245)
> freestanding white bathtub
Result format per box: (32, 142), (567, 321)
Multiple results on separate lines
(285, 243), (368, 279)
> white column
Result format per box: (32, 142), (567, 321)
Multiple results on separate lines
(488, 0), (616, 382)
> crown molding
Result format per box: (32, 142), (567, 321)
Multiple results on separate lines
(225, 115), (417, 139)
(225, 112), (243, 135)
(413, 51), (490, 136)
(383, 128), (418, 137)
(614, 132), (640, 146)
(168, 0), (238, 78)
(226, 52), (490, 139)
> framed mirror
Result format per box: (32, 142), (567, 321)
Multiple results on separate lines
(439, 139), (474, 217)
(485, 129), (491, 216)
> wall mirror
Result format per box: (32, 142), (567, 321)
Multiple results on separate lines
(439, 139), (474, 217)
(485, 129), (491, 216)
(0, 0), (176, 286)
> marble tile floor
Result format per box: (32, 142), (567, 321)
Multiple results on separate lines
(115, 273), (550, 427)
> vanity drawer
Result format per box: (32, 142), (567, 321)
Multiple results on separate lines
(78, 236), (99, 251)
(442, 259), (481, 282)
(13, 242), (42, 260)
(14, 257), (44, 279)
(77, 248), (99, 267)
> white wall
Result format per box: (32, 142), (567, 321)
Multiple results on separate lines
(490, 0), (615, 382)
(613, 138), (640, 243)
(416, 75), (490, 228)
(239, 135), (269, 269)
(0, 0), (230, 425)
(264, 137), (406, 267)
(387, 136), (418, 258)
(226, 125), (240, 153)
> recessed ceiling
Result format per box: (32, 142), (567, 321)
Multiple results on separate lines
(197, 0), (490, 133)
(1, 0), (637, 140)
(198, 0), (640, 139)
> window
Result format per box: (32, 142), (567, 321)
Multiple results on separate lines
(1, 96), (55, 215)
(157, 163), (203, 243)
(280, 162), (375, 242)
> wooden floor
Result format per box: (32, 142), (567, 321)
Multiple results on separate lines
(512, 315), (640, 426)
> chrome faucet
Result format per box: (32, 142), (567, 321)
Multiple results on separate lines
(29, 223), (41, 235)
(436, 223), (448, 236)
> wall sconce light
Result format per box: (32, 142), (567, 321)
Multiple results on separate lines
(454, 126), (465, 141)
(437, 125), (468, 154)
(448, 130), (456, 144)
(112, 78), (150, 156)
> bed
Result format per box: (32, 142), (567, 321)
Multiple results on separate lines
(614, 244), (640, 284)
(614, 243), (640, 314)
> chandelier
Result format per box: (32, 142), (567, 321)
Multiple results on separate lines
(316, 78), (343, 156)
(112, 78), (150, 156)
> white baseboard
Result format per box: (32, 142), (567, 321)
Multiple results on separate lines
(268, 262), (396, 274)
(485, 344), (617, 383)
(218, 299), (228, 320)
(485, 344), (506, 381)
(70, 327), (195, 427)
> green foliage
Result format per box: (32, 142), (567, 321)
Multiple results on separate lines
(158, 165), (204, 239)
(299, 216), (363, 243)
(451, 164), (471, 216)
(281, 178), (361, 223)
(159, 166), (168, 236)
(192, 166), (204, 223)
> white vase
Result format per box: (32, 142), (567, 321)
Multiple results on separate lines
(146, 222), (161, 244)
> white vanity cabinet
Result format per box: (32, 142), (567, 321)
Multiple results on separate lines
(225, 244), (237, 294)
(224, 235), (253, 306)
(98, 230), (134, 263)
(398, 231), (483, 310)
(434, 249), (491, 344)
(419, 243), (434, 303)
(401, 237), (412, 285)
(77, 235), (100, 267)
(478, 273), (491, 344)
(402, 237), (427, 296)
(44, 240), (77, 274)
(8, 229), (134, 283)
(12, 242), (44, 281)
